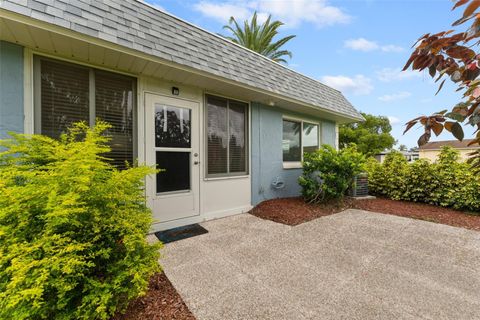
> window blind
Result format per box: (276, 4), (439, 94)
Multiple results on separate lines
(206, 95), (248, 176)
(229, 101), (247, 173)
(206, 95), (228, 175)
(95, 70), (135, 169)
(37, 57), (136, 170)
(40, 60), (90, 139)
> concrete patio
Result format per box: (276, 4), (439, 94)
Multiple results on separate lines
(160, 209), (480, 320)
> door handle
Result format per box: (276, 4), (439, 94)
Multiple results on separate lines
(194, 161), (200, 165)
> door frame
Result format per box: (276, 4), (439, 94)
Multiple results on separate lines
(144, 92), (201, 229)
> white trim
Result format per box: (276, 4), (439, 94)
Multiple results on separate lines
(203, 93), (251, 180)
(203, 175), (249, 181)
(283, 162), (302, 169)
(204, 91), (250, 104)
(281, 115), (321, 167)
(149, 205), (252, 233)
(0, 9), (362, 122)
(23, 47), (34, 134)
(31, 50), (138, 77)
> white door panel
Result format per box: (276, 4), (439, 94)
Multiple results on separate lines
(145, 93), (200, 223)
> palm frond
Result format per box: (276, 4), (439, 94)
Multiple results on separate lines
(221, 11), (295, 64)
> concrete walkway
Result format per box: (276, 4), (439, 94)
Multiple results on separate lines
(160, 209), (480, 320)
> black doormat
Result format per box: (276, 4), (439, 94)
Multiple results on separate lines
(155, 224), (208, 244)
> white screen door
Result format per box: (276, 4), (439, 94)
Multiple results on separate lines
(145, 93), (200, 223)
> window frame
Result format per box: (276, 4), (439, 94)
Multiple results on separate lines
(204, 93), (250, 179)
(33, 55), (138, 165)
(282, 116), (321, 169)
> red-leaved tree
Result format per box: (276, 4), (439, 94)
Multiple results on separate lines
(404, 0), (480, 166)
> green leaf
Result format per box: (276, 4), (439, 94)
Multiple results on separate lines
(445, 112), (466, 122)
(451, 122), (465, 140)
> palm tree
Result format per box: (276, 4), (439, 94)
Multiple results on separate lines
(222, 12), (296, 64)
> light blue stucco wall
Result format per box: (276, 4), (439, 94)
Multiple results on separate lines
(251, 102), (337, 205)
(0, 41), (24, 139)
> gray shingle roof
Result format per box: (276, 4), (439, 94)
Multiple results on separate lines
(1, 0), (363, 120)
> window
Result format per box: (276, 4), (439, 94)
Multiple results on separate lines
(35, 56), (136, 169)
(154, 104), (192, 193)
(206, 94), (248, 177)
(282, 119), (319, 163)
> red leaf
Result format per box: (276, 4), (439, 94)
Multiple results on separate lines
(418, 132), (431, 146)
(444, 121), (455, 132)
(464, 0), (480, 17)
(431, 122), (444, 136)
(453, 0), (470, 10)
(403, 121), (417, 134)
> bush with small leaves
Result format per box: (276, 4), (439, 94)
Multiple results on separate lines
(0, 122), (160, 320)
(366, 146), (480, 212)
(299, 145), (365, 203)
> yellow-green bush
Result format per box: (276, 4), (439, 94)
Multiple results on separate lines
(0, 122), (160, 320)
(366, 147), (480, 212)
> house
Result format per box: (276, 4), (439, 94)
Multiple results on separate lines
(419, 139), (480, 162)
(374, 150), (419, 163)
(0, 0), (363, 231)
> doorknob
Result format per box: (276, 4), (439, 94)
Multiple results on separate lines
(194, 161), (200, 165)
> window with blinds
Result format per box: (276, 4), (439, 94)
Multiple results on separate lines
(206, 95), (248, 177)
(35, 57), (136, 170)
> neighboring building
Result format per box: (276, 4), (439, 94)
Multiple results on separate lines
(375, 150), (419, 163)
(419, 139), (480, 162)
(0, 0), (363, 231)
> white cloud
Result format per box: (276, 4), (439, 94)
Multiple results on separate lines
(193, 0), (351, 27)
(376, 67), (422, 82)
(381, 44), (404, 53)
(193, 2), (251, 22)
(378, 91), (411, 102)
(320, 74), (373, 95)
(344, 38), (404, 53)
(387, 116), (401, 125)
(344, 38), (379, 52)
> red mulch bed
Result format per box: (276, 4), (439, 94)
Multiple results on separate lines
(250, 197), (480, 231)
(113, 272), (195, 320)
(250, 197), (351, 226)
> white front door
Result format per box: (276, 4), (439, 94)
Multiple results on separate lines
(145, 93), (200, 224)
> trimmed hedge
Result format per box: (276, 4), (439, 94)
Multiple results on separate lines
(366, 146), (480, 212)
(0, 122), (160, 320)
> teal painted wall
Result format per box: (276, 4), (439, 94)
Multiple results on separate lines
(0, 41), (24, 139)
(251, 102), (337, 205)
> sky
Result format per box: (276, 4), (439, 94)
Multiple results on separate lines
(145, 0), (474, 149)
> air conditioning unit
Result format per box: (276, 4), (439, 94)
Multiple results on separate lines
(349, 173), (369, 197)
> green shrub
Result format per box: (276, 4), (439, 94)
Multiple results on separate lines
(299, 144), (365, 203)
(0, 122), (160, 320)
(366, 146), (480, 212)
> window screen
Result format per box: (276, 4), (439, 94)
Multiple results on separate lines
(36, 57), (136, 170)
(303, 123), (319, 153)
(206, 95), (248, 176)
